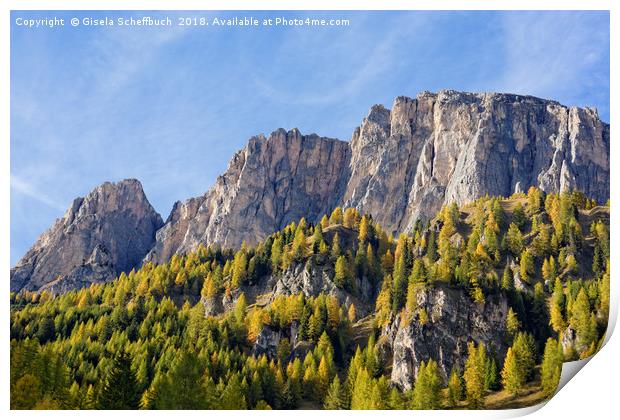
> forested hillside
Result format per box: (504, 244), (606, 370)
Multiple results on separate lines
(10, 188), (610, 410)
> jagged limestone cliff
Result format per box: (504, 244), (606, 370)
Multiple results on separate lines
(345, 91), (609, 231)
(11, 90), (610, 292)
(149, 90), (609, 261)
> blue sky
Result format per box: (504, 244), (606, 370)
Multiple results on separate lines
(10, 10), (610, 265)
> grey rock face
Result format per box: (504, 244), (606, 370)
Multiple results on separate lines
(384, 284), (508, 390)
(150, 90), (609, 260)
(10, 179), (163, 293)
(273, 260), (341, 298)
(145, 129), (351, 264)
(252, 325), (283, 359)
(561, 326), (577, 356)
(200, 295), (225, 317)
(252, 322), (301, 360)
(272, 257), (374, 316)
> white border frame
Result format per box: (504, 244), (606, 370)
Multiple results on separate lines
(2, 1), (616, 419)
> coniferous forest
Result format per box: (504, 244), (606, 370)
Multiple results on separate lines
(10, 188), (610, 409)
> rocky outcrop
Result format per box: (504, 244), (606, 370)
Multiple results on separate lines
(253, 322), (301, 359)
(10, 179), (163, 293)
(561, 326), (578, 356)
(251, 321), (315, 362)
(150, 90), (609, 258)
(383, 284), (508, 390)
(253, 326), (285, 359)
(272, 257), (374, 315)
(201, 252), (375, 319)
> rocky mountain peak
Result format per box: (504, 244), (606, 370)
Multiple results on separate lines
(144, 128), (351, 264)
(345, 91), (609, 233)
(146, 90), (608, 263)
(366, 104), (391, 128)
(12, 90), (610, 292)
(10, 179), (163, 293)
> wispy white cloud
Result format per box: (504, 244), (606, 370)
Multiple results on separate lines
(495, 12), (609, 103)
(250, 13), (431, 106)
(11, 174), (66, 212)
(251, 33), (394, 106)
(84, 20), (190, 98)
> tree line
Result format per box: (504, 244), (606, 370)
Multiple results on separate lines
(10, 188), (609, 409)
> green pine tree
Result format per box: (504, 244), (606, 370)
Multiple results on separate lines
(219, 374), (247, 409)
(153, 350), (214, 409)
(323, 376), (344, 409)
(512, 332), (536, 382)
(540, 338), (563, 396)
(98, 351), (141, 409)
(519, 249), (535, 284)
(505, 223), (524, 256)
(506, 308), (520, 337)
(571, 288), (597, 349)
(411, 359), (442, 409)
(501, 266), (514, 291)
(501, 347), (523, 396)
(447, 366), (464, 407)
(334, 255), (350, 289)
(463, 342), (486, 408)
(313, 224), (324, 253)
